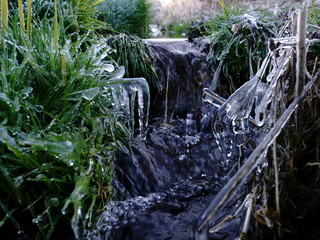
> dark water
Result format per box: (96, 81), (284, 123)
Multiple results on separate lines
(86, 38), (252, 240)
(86, 117), (244, 240)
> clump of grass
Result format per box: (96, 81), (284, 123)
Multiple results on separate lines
(96, 0), (151, 38)
(203, 4), (279, 97)
(104, 33), (158, 87)
(0, 1), (130, 239)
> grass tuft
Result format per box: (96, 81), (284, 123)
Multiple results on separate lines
(0, 1), (131, 238)
(203, 5), (278, 97)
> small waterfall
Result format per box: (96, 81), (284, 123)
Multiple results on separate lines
(85, 38), (238, 240)
(86, 29), (305, 239)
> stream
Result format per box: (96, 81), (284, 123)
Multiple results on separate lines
(86, 38), (256, 240)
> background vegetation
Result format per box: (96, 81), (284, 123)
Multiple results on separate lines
(97, 0), (151, 38)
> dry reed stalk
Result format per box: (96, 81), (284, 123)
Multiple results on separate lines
(1, 0), (8, 32)
(240, 188), (257, 240)
(273, 95), (281, 237)
(164, 69), (170, 122)
(295, 0), (308, 137)
(18, 0), (25, 33)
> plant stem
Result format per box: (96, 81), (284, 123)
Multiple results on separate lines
(61, 51), (67, 83)
(18, 0), (25, 33)
(295, 1), (308, 137)
(240, 191), (255, 240)
(273, 95), (281, 237)
(1, 0), (8, 32)
(27, 0), (32, 37)
(164, 69), (169, 123)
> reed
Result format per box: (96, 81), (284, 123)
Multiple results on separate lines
(199, 2), (320, 238)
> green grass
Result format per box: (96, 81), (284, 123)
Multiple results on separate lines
(103, 33), (157, 87)
(0, 1), (131, 239)
(203, 4), (279, 97)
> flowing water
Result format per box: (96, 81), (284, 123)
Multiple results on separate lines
(80, 8), (320, 239)
(85, 38), (257, 240)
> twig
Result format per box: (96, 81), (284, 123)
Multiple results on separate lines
(272, 89), (281, 237)
(164, 69), (170, 123)
(306, 162), (320, 166)
(240, 188), (257, 240)
(209, 192), (251, 234)
(249, 46), (254, 78)
(312, 56), (318, 76)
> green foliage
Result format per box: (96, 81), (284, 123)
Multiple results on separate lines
(309, 0), (320, 26)
(204, 6), (279, 97)
(97, 0), (151, 38)
(104, 33), (157, 87)
(0, 1), (130, 239)
(165, 21), (190, 38)
(11, 0), (109, 37)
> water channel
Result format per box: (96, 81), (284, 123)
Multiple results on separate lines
(83, 26), (320, 238)
(83, 37), (257, 240)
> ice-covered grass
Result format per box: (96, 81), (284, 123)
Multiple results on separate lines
(0, 1), (135, 239)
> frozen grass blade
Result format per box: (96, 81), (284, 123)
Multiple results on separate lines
(295, 1), (308, 138)
(0, 2), (132, 238)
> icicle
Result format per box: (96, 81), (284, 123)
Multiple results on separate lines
(103, 64), (150, 138)
(109, 77), (150, 139)
(136, 80), (150, 138)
